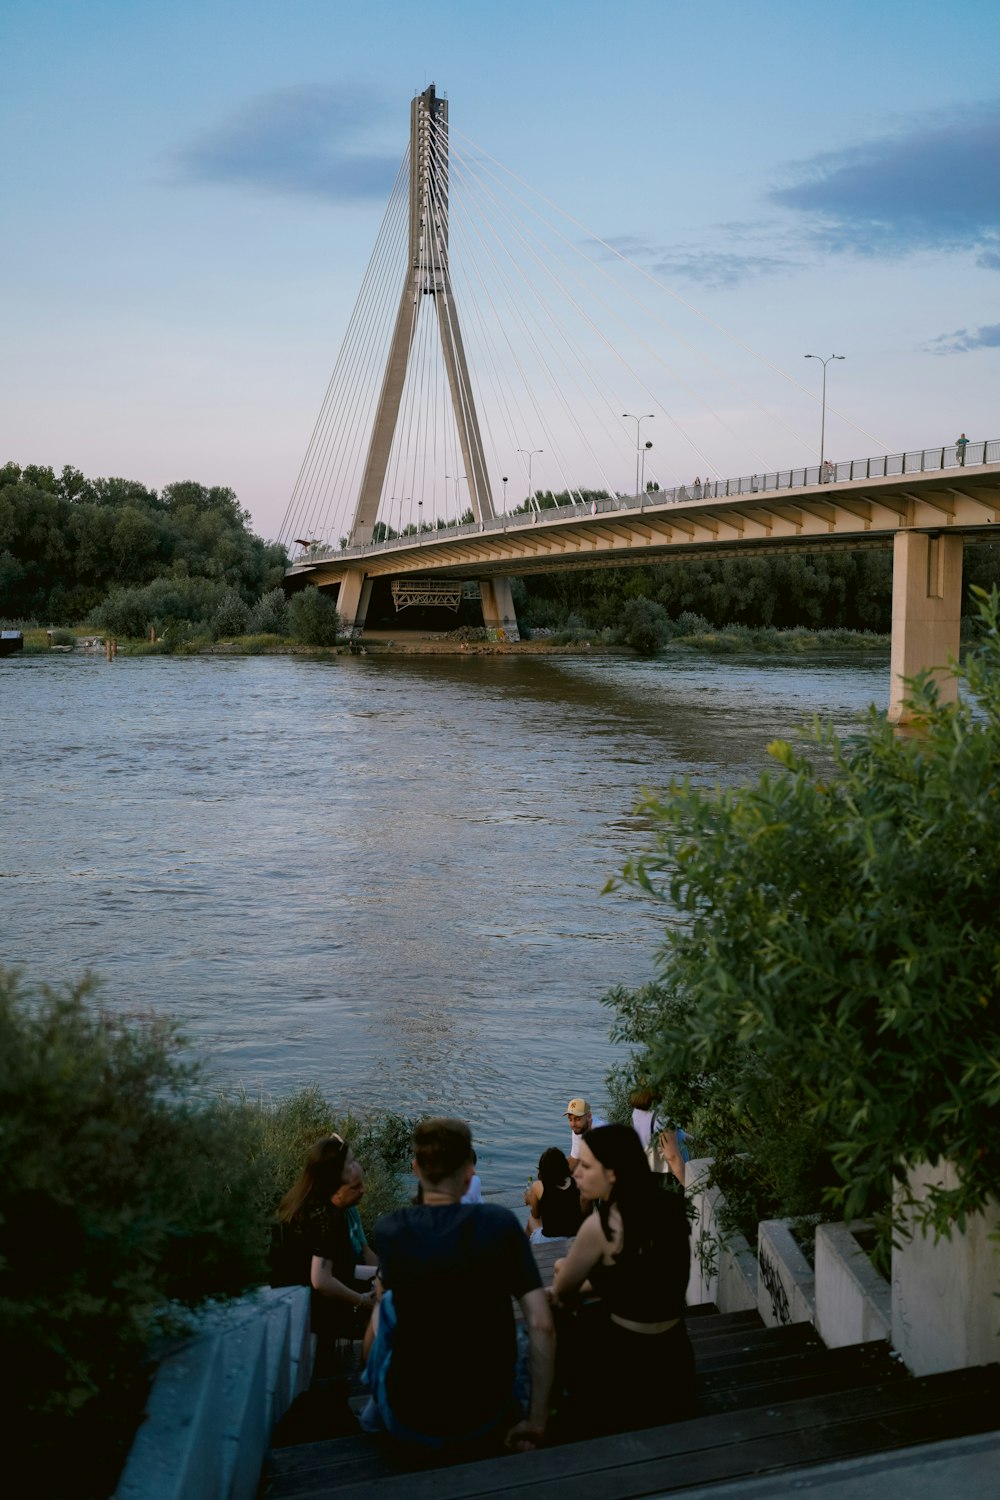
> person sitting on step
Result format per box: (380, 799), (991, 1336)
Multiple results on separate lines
(361, 1117), (555, 1454)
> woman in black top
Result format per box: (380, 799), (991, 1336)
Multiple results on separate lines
(271, 1134), (378, 1336)
(551, 1124), (694, 1434)
(526, 1148), (584, 1241)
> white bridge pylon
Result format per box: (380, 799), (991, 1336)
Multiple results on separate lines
(352, 85), (493, 544)
(336, 84), (517, 638)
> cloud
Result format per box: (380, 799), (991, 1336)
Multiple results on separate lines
(770, 102), (1000, 260)
(594, 234), (799, 289)
(924, 322), (1000, 355)
(172, 85), (400, 201)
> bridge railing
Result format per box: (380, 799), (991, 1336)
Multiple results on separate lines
(289, 438), (999, 567)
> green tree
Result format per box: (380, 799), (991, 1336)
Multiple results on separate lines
(249, 586), (290, 636)
(620, 596), (670, 655)
(606, 588), (1000, 1242)
(288, 586), (340, 646)
(212, 588), (250, 639)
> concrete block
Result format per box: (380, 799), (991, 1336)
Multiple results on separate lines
(264, 1300), (293, 1429)
(892, 1161), (1000, 1375)
(115, 1334), (224, 1500)
(716, 1231), (758, 1313)
(219, 1318), (268, 1500)
(684, 1158), (757, 1312)
(815, 1221), (891, 1349)
(757, 1219), (816, 1328)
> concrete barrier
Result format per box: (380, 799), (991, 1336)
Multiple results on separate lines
(892, 1162), (1000, 1376)
(685, 1158), (757, 1313)
(757, 1220), (816, 1328)
(115, 1286), (313, 1500)
(815, 1221), (891, 1348)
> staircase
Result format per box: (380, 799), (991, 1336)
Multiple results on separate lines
(261, 1305), (1000, 1498)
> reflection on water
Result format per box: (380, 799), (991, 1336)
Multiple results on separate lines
(1, 648), (888, 1200)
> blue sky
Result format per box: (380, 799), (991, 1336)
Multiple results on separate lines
(3, 0), (998, 541)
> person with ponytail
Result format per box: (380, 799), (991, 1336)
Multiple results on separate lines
(551, 1123), (694, 1433)
(271, 1133), (379, 1338)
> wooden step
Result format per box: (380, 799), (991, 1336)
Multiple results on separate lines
(698, 1340), (901, 1416)
(263, 1364), (1000, 1500)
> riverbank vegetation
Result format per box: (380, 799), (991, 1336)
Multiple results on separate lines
(0, 462), (287, 625)
(605, 587), (1000, 1251)
(0, 968), (411, 1497)
(5, 461), (997, 649)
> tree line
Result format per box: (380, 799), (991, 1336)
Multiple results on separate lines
(513, 489), (1000, 634)
(4, 464), (998, 637)
(0, 462), (287, 626)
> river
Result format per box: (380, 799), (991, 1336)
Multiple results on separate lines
(1, 648), (888, 1199)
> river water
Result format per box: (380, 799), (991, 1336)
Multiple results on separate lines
(1, 648), (887, 1199)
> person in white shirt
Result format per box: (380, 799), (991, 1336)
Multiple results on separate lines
(565, 1097), (607, 1160)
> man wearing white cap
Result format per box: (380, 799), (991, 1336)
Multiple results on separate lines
(565, 1097), (606, 1160)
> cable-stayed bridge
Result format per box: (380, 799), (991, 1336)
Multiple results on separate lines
(279, 85), (1000, 723)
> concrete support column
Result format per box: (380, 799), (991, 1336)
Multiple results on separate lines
(335, 569), (370, 634)
(479, 576), (519, 640)
(888, 530), (963, 724)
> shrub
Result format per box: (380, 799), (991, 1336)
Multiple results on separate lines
(605, 587), (1000, 1244)
(0, 970), (266, 1497)
(288, 586), (341, 646)
(89, 587), (150, 639)
(212, 588), (250, 639)
(621, 596), (670, 655)
(249, 586), (290, 636)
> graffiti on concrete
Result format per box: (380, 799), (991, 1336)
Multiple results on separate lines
(758, 1245), (791, 1325)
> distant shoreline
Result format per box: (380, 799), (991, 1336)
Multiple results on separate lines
(15, 625), (894, 660)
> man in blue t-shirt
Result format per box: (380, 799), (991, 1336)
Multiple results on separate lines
(361, 1118), (555, 1452)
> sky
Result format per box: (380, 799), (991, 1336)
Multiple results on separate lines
(3, 0), (999, 542)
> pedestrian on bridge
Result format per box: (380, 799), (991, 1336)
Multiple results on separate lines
(956, 432), (969, 465)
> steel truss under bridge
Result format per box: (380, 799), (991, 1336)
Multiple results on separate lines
(391, 579), (482, 611)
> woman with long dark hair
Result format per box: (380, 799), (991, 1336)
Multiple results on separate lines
(271, 1133), (379, 1336)
(551, 1124), (694, 1433)
(525, 1147), (584, 1241)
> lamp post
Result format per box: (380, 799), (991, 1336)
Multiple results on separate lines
(445, 473), (467, 516)
(804, 354), (844, 476)
(517, 448), (543, 512)
(392, 496), (409, 540)
(623, 413), (654, 498)
(417, 499), (423, 542)
(501, 476), (508, 529)
(640, 440), (653, 503)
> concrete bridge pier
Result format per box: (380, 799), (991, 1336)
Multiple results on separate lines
(888, 530), (964, 725)
(334, 568), (371, 634)
(479, 576), (520, 640)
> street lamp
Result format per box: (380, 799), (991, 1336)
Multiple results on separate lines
(804, 354), (844, 477)
(641, 440), (654, 499)
(501, 476), (508, 512)
(445, 473), (467, 515)
(391, 496), (409, 541)
(517, 448), (543, 511)
(417, 499), (423, 542)
(623, 413), (654, 498)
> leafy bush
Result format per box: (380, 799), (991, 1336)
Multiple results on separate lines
(212, 588), (250, 639)
(621, 596), (671, 655)
(89, 586), (151, 639)
(288, 586), (341, 646)
(605, 588), (1000, 1244)
(249, 586), (290, 636)
(0, 970), (266, 1497)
